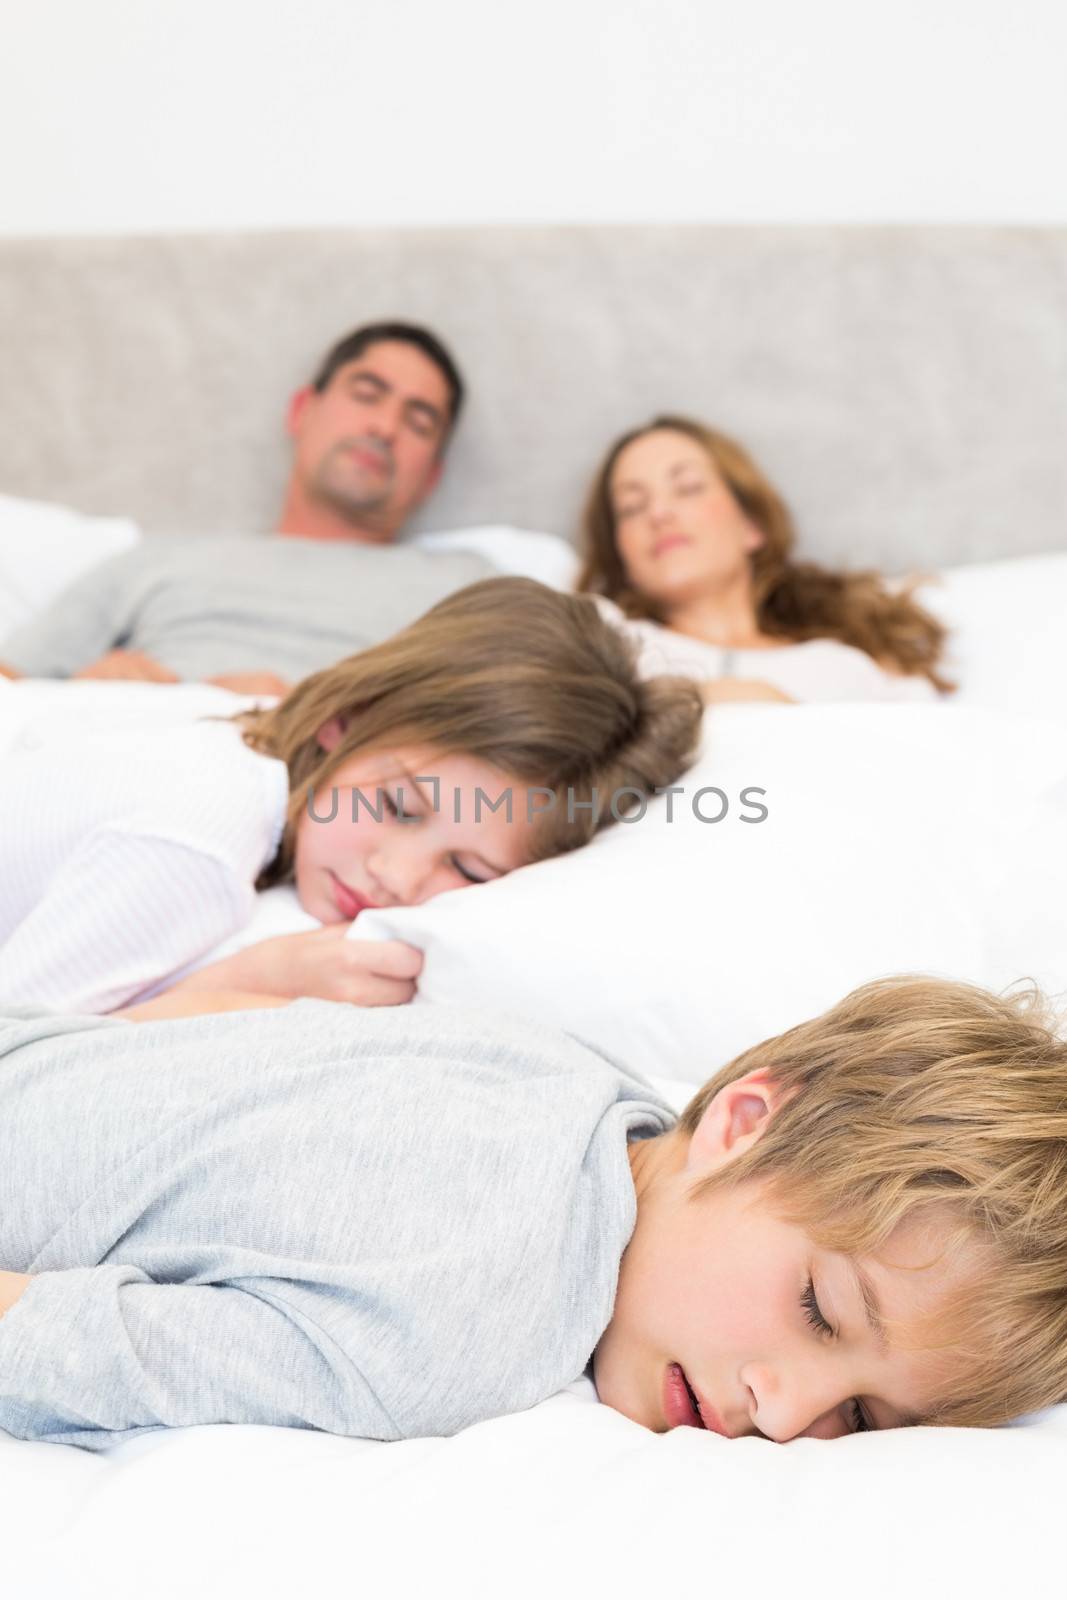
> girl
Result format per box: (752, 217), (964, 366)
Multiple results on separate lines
(577, 416), (953, 704)
(0, 577), (702, 1015)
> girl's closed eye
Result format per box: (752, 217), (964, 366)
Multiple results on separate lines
(451, 856), (488, 885)
(380, 788), (417, 819)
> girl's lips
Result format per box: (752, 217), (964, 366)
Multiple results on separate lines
(330, 872), (372, 920)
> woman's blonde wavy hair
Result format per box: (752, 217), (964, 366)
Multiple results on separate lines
(577, 416), (953, 691)
(678, 975), (1067, 1429)
(242, 576), (703, 887)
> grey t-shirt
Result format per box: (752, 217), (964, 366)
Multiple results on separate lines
(0, 535), (493, 680)
(0, 1002), (674, 1452)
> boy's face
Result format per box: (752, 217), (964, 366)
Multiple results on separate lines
(594, 1070), (976, 1440)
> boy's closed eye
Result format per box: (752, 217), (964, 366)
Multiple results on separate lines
(800, 1276), (874, 1433)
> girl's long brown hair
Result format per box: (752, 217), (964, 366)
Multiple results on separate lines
(242, 576), (704, 886)
(577, 416), (953, 691)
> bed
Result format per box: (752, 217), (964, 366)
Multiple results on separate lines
(2, 225), (1067, 1599)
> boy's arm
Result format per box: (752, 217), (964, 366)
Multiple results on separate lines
(0, 1264), (396, 1449)
(0, 1271), (30, 1317)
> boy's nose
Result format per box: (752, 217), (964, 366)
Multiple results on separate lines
(740, 1363), (854, 1442)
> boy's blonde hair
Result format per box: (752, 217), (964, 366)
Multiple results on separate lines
(243, 576), (703, 885)
(678, 975), (1067, 1429)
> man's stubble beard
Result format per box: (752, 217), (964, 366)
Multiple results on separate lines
(311, 439), (396, 525)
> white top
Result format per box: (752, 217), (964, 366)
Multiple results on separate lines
(598, 602), (939, 703)
(0, 720), (289, 1013)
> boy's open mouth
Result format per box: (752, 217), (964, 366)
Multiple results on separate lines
(664, 1361), (707, 1430)
(680, 1366), (705, 1426)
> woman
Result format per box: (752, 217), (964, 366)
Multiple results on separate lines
(577, 416), (951, 703)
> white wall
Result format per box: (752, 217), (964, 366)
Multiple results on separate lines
(2, 0), (1065, 236)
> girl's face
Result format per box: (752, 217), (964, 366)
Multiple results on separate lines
(609, 429), (764, 609)
(293, 736), (538, 924)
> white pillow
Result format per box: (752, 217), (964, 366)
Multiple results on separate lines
(0, 494), (141, 640)
(408, 524), (580, 589)
(915, 553), (1067, 725)
(344, 703), (1067, 1083)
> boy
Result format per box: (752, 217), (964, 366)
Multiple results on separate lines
(1, 977), (1065, 1448)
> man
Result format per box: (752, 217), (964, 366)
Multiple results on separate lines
(0, 323), (491, 691)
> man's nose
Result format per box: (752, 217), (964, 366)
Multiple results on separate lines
(366, 399), (404, 444)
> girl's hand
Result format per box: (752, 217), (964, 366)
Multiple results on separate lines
(173, 926), (424, 1008)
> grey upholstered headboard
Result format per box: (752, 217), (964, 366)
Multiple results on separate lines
(1, 226), (1065, 572)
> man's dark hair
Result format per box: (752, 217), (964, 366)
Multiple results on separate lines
(311, 321), (465, 429)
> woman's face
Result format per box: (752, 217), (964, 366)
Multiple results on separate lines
(293, 738), (537, 923)
(608, 429), (765, 610)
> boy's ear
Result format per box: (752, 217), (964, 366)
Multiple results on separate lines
(315, 715), (348, 752)
(685, 1069), (784, 1176)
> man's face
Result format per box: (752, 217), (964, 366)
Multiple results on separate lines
(594, 1070), (977, 1441)
(287, 340), (452, 540)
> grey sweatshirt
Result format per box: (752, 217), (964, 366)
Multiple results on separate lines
(0, 1002), (674, 1452)
(0, 535), (492, 680)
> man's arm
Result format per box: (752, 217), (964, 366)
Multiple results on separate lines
(73, 648), (178, 683)
(0, 546), (151, 679)
(0, 1270), (30, 1316)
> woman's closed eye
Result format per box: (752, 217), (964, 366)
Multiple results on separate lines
(800, 1276), (875, 1434)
